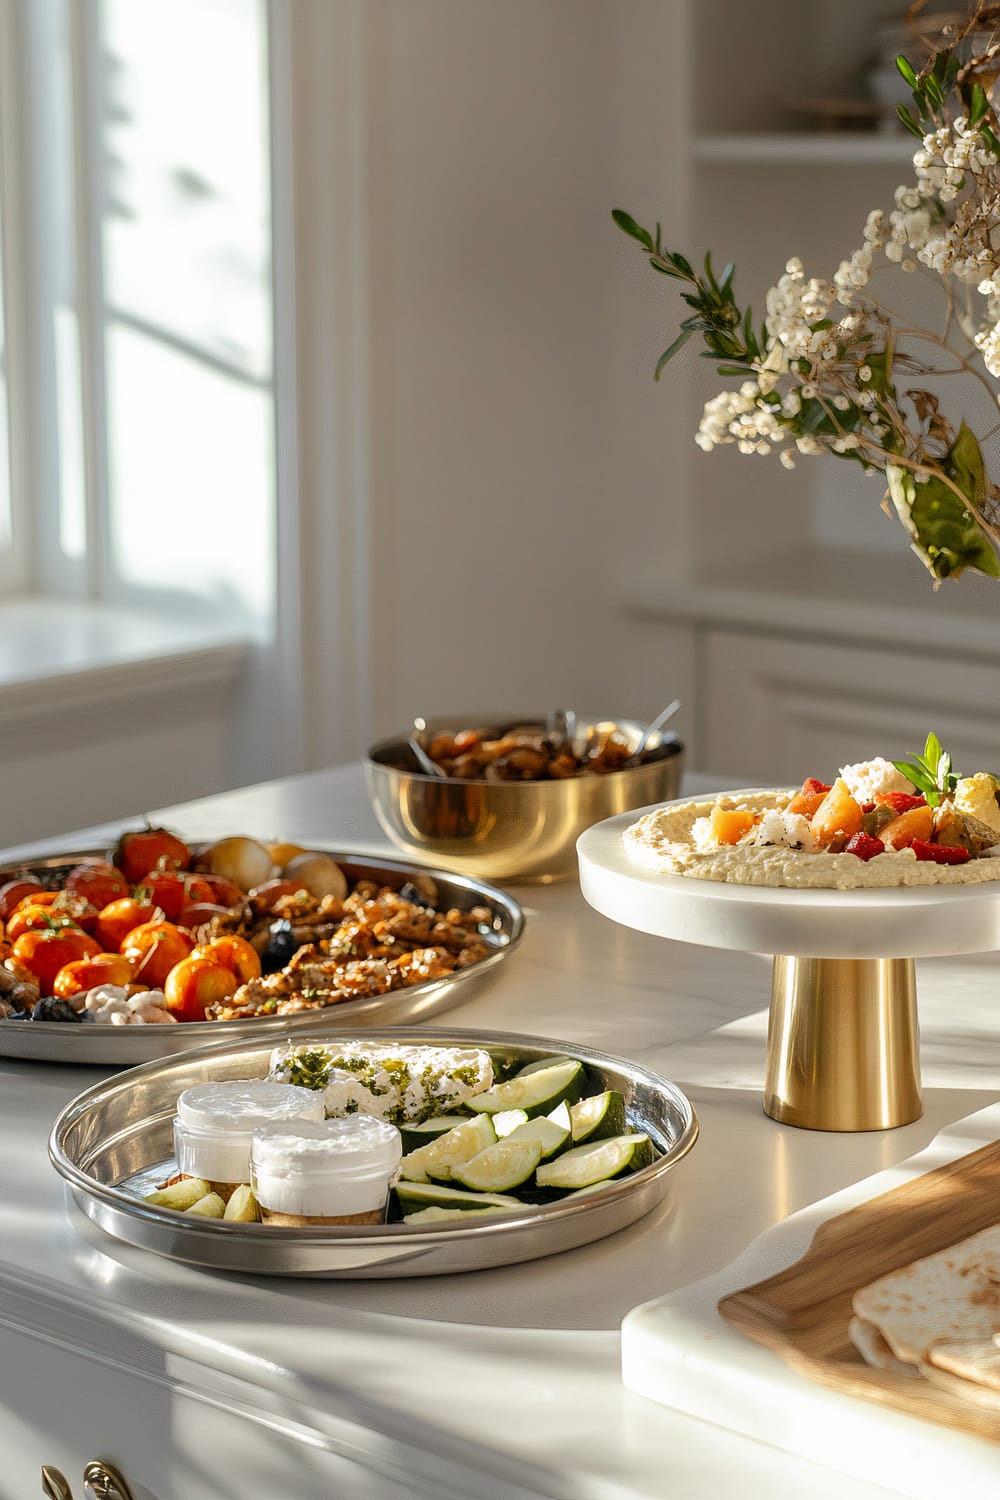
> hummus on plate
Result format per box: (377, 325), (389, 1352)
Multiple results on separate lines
(625, 789), (1000, 890)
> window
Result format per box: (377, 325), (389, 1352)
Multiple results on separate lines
(0, 0), (276, 626)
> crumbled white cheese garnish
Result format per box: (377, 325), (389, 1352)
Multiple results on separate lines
(83, 984), (175, 1025)
(690, 816), (715, 852)
(838, 757), (913, 804)
(743, 809), (819, 851)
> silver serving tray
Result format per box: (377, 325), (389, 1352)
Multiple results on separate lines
(49, 1024), (698, 1278)
(0, 849), (523, 1064)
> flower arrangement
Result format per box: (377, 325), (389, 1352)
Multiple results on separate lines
(614, 3), (1000, 583)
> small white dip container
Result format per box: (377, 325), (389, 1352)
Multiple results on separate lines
(250, 1114), (403, 1225)
(173, 1080), (325, 1196)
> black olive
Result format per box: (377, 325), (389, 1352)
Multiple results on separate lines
(260, 918), (297, 975)
(31, 996), (88, 1023)
(399, 881), (435, 910)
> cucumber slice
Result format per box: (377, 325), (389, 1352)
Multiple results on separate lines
(502, 1113), (570, 1162)
(491, 1108), (530, 1138)
(403, 1205), (527, 1225)
(399, 1114), (497, 1183)
(516, 1054), (579, 1078)
(400, 1114), (472, 1152)
(450, 1138), (543, 1193)
(569, 1090), (627, 1143)
(466, 1059), (584, 1118)
(394, 1180), (524, 1213)
(535, 1133), (653, 1189)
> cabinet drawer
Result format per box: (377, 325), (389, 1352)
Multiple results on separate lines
(702, 630), (1000, 785)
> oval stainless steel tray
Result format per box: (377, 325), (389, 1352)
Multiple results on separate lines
(49, 1024), (698, 1278)
(0, 849), (523, 1063)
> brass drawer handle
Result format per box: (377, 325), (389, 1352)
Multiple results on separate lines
(40, 1461), (137, 1500)
(83, 1462), (136, 1500)
(41, 1469), (74, 1500)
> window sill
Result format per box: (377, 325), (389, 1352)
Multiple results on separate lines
(0, 597), (252, 725)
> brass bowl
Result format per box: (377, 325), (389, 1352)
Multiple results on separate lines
(365, 715), (684, 884)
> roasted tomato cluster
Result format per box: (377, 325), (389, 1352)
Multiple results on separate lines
(0, 828), (320, 1024)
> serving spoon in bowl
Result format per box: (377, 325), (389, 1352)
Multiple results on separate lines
(627, 698), (682, 765)
(408, 717), (448, 777)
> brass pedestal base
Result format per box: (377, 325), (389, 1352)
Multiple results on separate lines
(764, 955), (922, 1131)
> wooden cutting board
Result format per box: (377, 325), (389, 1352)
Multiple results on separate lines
(718, 1139), (1000, 1443)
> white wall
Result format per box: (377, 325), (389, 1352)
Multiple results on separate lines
(289, 0), (694, 765)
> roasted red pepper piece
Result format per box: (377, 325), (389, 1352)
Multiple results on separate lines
(844, 832), (885, 861)
(910, 839), (970, 864)
(874, 791), (927, 814)
(801, 777), (832, 796)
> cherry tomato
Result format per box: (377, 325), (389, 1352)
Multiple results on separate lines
(120, 921), (195, 988)
(131, 869), (190, 920)
(0, 877), (44, 921)
(194, 934), (261, 985)
(163, 956), (238, 1023)
(63, 862), (130, 911)
(176, 902), (236, 932)
(93, 896), (157, 952)
(113, 826), (191, 885)
(6, 905), (82, 942)
(53, 952), (136, 998)
(12, 890), (60, 911)
(191, 872), (245, 908)
(13, 928), (102, 994)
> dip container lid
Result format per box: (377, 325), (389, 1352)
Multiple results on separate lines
(176, 1080), (325, 1135)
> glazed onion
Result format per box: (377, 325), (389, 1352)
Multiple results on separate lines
(282, 851), (348, 901)
(200, 836), (275, 892)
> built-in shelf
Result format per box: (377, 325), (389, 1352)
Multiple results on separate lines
(692, 133), (916, 166)
(621, 545), (1000, 660)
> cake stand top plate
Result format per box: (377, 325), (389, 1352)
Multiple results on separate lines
(577, 802), (1000, 959)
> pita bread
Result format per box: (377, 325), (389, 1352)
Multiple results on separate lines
(927, 1337), (1000, 1392)
(852, 1224), (1000, 1368)
(919, 1355), (1000, 1412)
(848, 1315), (921, 1377)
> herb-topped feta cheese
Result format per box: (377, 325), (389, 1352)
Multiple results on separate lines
(267, 1044), (494, 1125)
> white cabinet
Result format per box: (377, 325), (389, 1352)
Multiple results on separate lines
(702, 629), (1000, 784)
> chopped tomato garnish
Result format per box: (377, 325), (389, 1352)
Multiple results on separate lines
(874, 791), (926, 814)
(844, 832), (885, 862)
(910, 839), (970, 865)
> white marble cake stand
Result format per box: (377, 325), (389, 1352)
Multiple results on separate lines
(577, 802), (1000, 1132)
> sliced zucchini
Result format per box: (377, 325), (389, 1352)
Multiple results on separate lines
(402, 1205), (527, 1225)
(394, 1180), (524, 1214)
(569, 1090), (627, 1144)
(466, 1059), (584, 1119)
(491, 1107), (530, 1138)
(502, 1113), (570, 1162)
(400, 1114), (473, 1152)
(516, 1053), (579, 1078)
(535, 1133), (653, 1190)
(450, 1138), (543, 1193)
(399, 1114), (497, 1183)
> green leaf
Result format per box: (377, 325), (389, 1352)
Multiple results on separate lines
(968, 82), (989, 128)
(895, 54), (918, 89)
(654, 328), (695, 379)
(896, 104), (925, 139)
(924, 71), (944, 109)
(981, 122), (1000, 159)
(886, 461), (1000, 581)
(611, 209), (653, 251)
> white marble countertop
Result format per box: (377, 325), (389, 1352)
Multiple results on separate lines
(3, 765), (1000, 1498)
